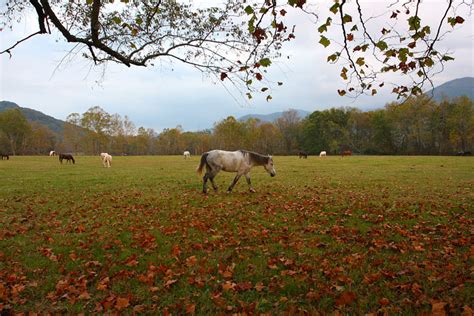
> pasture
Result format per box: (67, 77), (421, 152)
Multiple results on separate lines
(0, 155), (472, 314)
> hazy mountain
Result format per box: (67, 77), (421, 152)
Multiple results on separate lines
(239, 109), (310, 122)
(0, 101), (65, 134)
(428, 77), (474, 101)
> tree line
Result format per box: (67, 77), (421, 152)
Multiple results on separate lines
(0, 95), (472, 156)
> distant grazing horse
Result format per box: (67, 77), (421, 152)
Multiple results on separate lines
(1, 154), (9, 160)
(298, 151), (308, 159)
(319, 151), (327, 157)
(59, 153), (75, 164)
(183, 151), (191, 159)
(197, 150), (276, 194)
(341, 150), (352, 157)
(100, 153), (112, 167)
(49, 151), (57, 156)
(456, 151), (472, 156)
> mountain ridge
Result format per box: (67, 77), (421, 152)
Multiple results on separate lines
(238, 109), (310, 122)
(0, 101), (65, 134)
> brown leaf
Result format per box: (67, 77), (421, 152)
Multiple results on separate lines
(186, 255), (197, 266)
(115, 297), (130, 310)
(335, 291), (356, 306)
(79, 291), (91, 300)
(133, 305), (146, 313)
(185, 303), (196, 314)
(171, 244), (181, 257)
(431, 301), (447, 316)
(164, 279), (178, 287)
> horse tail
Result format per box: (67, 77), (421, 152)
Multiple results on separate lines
(196, 152), (209, 174)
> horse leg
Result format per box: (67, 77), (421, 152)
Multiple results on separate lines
(202, 173), (210, 194)
(227, 174), (241, 193)
(208, 176), (218, 192)
(245, 173), (256, 193)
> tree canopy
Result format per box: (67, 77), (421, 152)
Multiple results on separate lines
(0, 0), (470, 98)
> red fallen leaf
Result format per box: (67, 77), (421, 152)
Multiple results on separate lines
(431, 301), (447, 316)
(255, 73), (263, 81)
(254, 282), (265, 292)
(220, 72), (227, 81)
(306, 290), (320, 300)
(379, 297), (389, 306)
(79, 291), (91, 300)
(185, 303), (196, 314)
(133, 305), (146, 313)
(186, 255), (197, 266)
(335, 291), (356, 306)
(222, 281), (236, 291)
(76, 224), (86, 233)
(115, 297), (130, 310)
(96, 277), (110, 291)
(235, 281), (252, 291)
(462, 306), (474, 316)
(171, 245), (181, 257)
(150, 286), (159, 292)
(164, 279), (178, 287)
(280, 9), (287, 16)
(126, 258), (139, 267)
(347, 33), (354, 41)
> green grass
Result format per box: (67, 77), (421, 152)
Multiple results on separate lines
(0, 155), (473, 314)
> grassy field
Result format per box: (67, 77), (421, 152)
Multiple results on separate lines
(0, 155), (473, 314)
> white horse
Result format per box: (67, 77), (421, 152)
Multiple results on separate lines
(183, 151), (191, 159)
(49, 150), (56, 156)
(100, 153), (112, 167)
(197, 149), (276, 194)
(319, 151), (327, 157)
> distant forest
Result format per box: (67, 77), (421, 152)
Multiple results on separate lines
(0, 95), (472, 156)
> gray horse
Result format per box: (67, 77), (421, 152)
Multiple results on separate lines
(197, 150), (276, 194)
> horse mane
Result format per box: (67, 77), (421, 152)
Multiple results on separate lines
(239, 150), (269, 165)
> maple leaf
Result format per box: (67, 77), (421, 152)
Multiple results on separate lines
(254, 282), (265, 292)
(115, 297), (130, 310)
(185, 303), (196, 314)
(335, 291), (356, 306)
(133, 305), (146, 313)
(164, 279), (178, 288)
(186, 255), (197, 266)
(78, 291), (91, 300)
(222, 281), (236, 291)
(171, 244), (181, 257)
(431, 301), (447, 316)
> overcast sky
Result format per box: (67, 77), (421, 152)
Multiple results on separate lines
(1, 1), (473, 132)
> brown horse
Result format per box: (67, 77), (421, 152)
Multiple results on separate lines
(341, 150), (352, 157)
(59, 153), (75, 164)
(0, 154), (9, 160)
(298, 151), (308, 159)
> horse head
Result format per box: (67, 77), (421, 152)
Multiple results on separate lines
(264, 155), (276, 177)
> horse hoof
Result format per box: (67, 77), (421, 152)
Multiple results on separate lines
(249, 189), (256, 193)
(226, 190), (232, 194)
